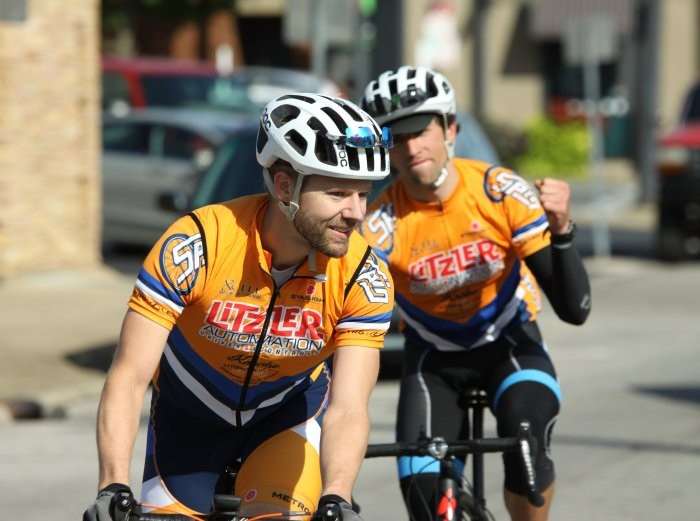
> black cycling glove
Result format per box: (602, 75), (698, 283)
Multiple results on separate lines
(83, 483), (135, 521)
(312, 494), (363, 521)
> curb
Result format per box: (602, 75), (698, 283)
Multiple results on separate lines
(0, 378), (105, 424)
(0, 399), (46, 422)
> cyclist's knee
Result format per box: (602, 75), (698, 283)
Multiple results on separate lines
(494, 381), (559, 494)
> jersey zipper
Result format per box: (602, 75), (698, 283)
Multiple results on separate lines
(235, 283), (279, 427)
(234, 272), (326, 427)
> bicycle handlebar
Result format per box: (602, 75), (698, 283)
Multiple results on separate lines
(365, 421), (545, 508)
(114, 493), (300, 521)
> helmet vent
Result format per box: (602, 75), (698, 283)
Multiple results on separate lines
(426, 73), (439, 97)
(321, 107), (348, 133)
(337, 100), (364, 122)
(347, 147), (360, 171)
(373, 94), (386, 116)
(407, 67), (416, 79)
(388, 78), (398, 97)
(256, 123), (268, 153)
(271, 104), (300, 127)
(380, 147), (386, 171)
(285, 129), (307, 155)
(315, 136), (338, 166)
(366, 148), (375, 170)
(277, 94), (316, 104)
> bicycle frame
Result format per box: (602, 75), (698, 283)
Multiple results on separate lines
(365, 404), (543, 521)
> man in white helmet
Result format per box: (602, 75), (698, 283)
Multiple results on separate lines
(84, 93), (394, 521)
(360, 66), (591, 521)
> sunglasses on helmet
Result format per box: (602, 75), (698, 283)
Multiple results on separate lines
(324, 126), (394, 149)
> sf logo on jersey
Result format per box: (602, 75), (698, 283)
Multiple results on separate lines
(160, 233), (205, 295)
(484, 168), (540, 209)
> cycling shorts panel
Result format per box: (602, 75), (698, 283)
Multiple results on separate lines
(396, 321), (560, 494)
(235, 425), (321, 517)
(140, 365), (329, 514)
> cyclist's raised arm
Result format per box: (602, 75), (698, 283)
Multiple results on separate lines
(525, 178), (591, 325)
(97, 310), (169, 489)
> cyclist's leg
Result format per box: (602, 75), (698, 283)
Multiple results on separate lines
(234, 364), (330, 517)
(139, 386), (242, 514)
(486, 321), (560, 521)
(396, 336), (471, 521)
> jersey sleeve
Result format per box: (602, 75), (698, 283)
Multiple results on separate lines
(484, 167), (551, 258)
(334, 250), (395, 349)
(128, 212), (209, 330)
(359, 198), (396, 264)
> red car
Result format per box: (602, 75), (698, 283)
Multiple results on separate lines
(656, 82), (700, 260)
(102, 56), (342, 115)
(102, 56), (218, 110)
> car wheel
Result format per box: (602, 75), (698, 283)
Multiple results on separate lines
(656, 226), (686, 262)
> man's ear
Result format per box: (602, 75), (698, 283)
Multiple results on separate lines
(446, 118), (459, 144)
(271, 169), (294, 203)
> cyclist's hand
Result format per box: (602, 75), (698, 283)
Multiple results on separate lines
(535, 178), (571, 234)
(83, 483), (135, 521)
(312, 494), (363, 521)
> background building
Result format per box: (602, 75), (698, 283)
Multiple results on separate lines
(2, 0), (699, 278)
(0, 0), (100, 278)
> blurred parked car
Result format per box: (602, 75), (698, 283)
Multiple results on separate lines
(102, 108), (259, 247)
(102, 56), (342, 116)
(454, 111), (500, 165)
(655, 81), (700, 260)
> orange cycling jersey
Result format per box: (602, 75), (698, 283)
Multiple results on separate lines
(129, 194), (394, 426)
(361, 158), (550, 351)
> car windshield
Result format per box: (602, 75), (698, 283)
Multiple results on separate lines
(191, 131), (264, 208)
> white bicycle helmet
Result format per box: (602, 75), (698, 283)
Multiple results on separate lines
(256, 93), (391, 219)
(360, 66), (456, 126)
(361, 66), (457, 188)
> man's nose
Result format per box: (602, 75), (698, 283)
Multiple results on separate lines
(403, 134), (422, 156)
(342, 193), (366, 222)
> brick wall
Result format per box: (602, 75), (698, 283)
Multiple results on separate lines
(0, 0), (100, 278)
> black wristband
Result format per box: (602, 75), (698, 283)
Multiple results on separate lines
(551, 221), (576, 246)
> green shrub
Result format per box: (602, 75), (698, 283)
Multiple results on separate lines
(514, 118), (590, 179)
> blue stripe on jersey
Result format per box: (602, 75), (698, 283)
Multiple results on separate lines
(396, 260), (522, 345)
(512, 215), (548, 240)
(492, 369), (562, 410)
(338, 311), (393, 324)
(137, 268), (186, 308)
(167, 327), (314, 408)
(372, 247), (390, 263)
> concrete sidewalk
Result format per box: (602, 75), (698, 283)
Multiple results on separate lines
(0, 268), (135, 421)
(0, 162), (656, 422)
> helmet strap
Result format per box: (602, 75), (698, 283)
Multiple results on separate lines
(430, 115), (453, 189)
(263, 167), (304, 221)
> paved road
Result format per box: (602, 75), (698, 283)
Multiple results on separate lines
(2, 258), (699, 521)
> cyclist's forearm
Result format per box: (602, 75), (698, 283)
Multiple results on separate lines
(319, 406), (370, 501)
(96, 367), (149, 489)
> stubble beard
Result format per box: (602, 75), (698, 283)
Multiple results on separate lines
(293, 208), (350, 258)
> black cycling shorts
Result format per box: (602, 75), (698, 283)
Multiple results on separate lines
(396, 321), (560, 502)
